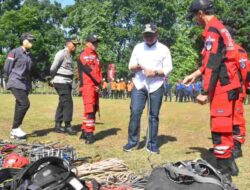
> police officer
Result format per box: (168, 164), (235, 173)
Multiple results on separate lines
(184, 0), (241, 178)
(4, 32), (37, 139)
(50, 39), (80, 135)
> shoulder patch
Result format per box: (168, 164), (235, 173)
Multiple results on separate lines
(240, 58), (247, 69)
(7, 53), (15, 60)
(205, 36), (215, 51)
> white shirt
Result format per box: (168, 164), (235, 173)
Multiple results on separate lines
(129, 41), (172, 93)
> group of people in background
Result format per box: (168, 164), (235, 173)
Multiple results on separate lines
(162, 79), (202, 103)
(101, 78), (134, 99)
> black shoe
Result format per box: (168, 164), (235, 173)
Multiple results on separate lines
(65, 122), (77, 135)
(216, 157), (239, 177)
(85, 132), (95, 144)
(55, 122), (65, 133)
(233, 141), (243, 159)
(79, 130), (87, 139)
(229, 157), (239, 176)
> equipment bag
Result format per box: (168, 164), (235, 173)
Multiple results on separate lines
(145, 159), (238, 190)
(11, 156), (89, 190)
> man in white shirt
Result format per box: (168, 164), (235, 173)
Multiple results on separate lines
(123, 23), (173, 154)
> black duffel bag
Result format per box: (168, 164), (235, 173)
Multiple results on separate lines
(145, 159), (238, 190)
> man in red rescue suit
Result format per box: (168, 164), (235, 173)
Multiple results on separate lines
(184, 0), (241, 178)
(232, 43), (250, 158)
(78, 34), (102, 144)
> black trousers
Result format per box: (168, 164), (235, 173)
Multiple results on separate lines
(54, 83), (73, 122)
(11, 88), (30, 129)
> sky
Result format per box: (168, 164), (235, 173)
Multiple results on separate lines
(51, 0), (75, 7)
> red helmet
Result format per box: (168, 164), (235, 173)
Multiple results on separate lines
(3, 153), (29, 168)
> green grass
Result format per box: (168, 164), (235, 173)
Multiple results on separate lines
(0, 94), (250, 189)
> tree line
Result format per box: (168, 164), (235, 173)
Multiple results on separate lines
(0, 0), (249, 83)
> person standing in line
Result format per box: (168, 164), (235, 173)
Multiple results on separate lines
(50, 39), (80, 135)
(101, 78), (108, 98)
(232, 42), (250, 159)
(123, 23), (173, 154)
(164, 78), (172, 102)
(78, 34), (102, 144)
(4, 33), (37, 139)
(126, 80), (133, 98)
(120, 78), (126, 99)
(110, 79), (117, 99)
(184, 0), (241, 178)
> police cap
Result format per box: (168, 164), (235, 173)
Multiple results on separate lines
(187, 0), (213, 20)
(66, 38), (81, 45)
(142, 23), (157, 34)
(20, 32), (36, 42)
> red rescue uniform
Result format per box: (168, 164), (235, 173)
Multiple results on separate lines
(200, 17), (241, 159)
(233, 44), (250, 144)
(79, 44), (102, 133)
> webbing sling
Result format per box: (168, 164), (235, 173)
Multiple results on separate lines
(165, 164), (225, 189)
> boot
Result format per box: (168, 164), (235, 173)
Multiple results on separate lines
(217, 157), (239, 178)
(65, 122), (77, 135)
(85, 132), (95, 144)
(233, 141), (243, 159)
(216, 157), (232, 180)
(229, 156), (239, 176)
(79, 130), (87, 139)
(55, 121), (65, 133)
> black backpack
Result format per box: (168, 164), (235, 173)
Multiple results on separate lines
(10, 157), (88, 190)
(145, 159), (238, 190)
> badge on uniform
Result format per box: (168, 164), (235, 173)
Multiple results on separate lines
(216, 109), (225, 114)
(205, 36), (215, 51)
(240, 58), (247, 69)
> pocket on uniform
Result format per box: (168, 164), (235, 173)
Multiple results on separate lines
(211, 107), (232, 133)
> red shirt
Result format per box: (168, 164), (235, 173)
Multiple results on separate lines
(79, 46), (102, 86)
(199, 16), (241, 97)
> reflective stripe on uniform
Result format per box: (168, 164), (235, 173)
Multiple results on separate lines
(214, 145), (230, 155)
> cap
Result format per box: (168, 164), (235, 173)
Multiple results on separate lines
(142, 23), (157, 34)
(67, 38), (81, 45)
(187, 0), (213, 20)
(20, 32), (36, 42)
(86, 34), (101, 43)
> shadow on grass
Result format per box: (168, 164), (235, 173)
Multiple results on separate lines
(28, 128), (55, 137)
(29, 126), (121, 142)
(186, 147), (217, 167)
(94, 128), (121, 141)
(137, 134), (177, 149)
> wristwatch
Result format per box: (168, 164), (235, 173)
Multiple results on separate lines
(154, 70), (159, 76)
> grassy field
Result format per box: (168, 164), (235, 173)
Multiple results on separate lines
(0, 94), (250, 189)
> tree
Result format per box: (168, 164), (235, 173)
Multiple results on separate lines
(0, 0), (65, 77)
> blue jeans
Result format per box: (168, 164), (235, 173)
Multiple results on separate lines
(127, 85), (164, 148)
